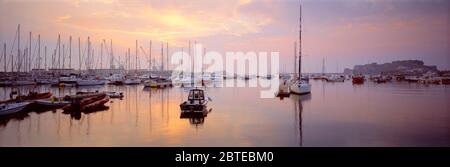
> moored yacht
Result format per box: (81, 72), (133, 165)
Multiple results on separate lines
(290, 2), (311, 95)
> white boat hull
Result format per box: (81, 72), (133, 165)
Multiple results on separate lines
(290, 80), (311, 95)
(0, 102), (30, 116)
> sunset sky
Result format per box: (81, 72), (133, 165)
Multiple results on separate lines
(0, 0), (449, 72)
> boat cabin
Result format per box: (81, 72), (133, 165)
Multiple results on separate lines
(188, 89), (205, 104)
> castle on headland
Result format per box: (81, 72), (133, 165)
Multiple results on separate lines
(344, 60), (442, 76)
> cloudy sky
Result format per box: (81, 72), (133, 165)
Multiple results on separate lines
(0, 0), (449, 72)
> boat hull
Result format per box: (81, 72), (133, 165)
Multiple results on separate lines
(180, 103), (206, 111)
(0, 102), (30, 116)
(290, 81), (311, 95)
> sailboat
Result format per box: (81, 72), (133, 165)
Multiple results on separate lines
(124, 41), (141, 85)
(290, 1), (311, 95)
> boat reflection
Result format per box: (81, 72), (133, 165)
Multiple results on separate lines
(62, 105), (109, 120)
(290, 93), (311, 147)
(180, 108), (212, 126)
(0, 111), (29, 127)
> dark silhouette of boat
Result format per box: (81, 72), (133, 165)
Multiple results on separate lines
(180, 88), (210, 111)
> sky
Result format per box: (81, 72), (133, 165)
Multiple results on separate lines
(0, 0), (449, 73)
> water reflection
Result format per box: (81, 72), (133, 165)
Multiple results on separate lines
(180, 108), (213, 127)
(290, 94), (311, 147)
(0, 79), (449, 146)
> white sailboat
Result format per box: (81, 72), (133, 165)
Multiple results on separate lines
(290, 1), (311, 95)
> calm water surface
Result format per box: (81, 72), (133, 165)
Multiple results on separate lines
(0, 79), (449, 146)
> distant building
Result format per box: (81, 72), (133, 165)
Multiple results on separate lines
(344, 60), (438, 75)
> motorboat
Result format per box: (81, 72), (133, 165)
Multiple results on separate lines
(144, 78), (172, 88)
(0, 102), (30, 116)
(105, 91), (124, 98)
(180, 88), (210, 111)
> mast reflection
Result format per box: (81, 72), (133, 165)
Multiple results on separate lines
(290, 93), (311, 147)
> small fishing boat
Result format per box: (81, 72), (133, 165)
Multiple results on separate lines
(180, 88), (210, 111)
(105, 91), (124, 98)
(144, 78), (172, 88)
(0, 102), (30, 116)
(35, 97), (71, 107)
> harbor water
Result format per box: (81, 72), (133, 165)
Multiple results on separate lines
(0, 79), (449, 146)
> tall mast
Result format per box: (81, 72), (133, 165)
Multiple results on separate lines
(166, 42), (168, 71)
(110, 39), (113, 70)
(78, 37), (81, 72)
(58, 34), (60, 69)
(193, 40), (196, 79)
(69, 36), (72, 69)
(322, 57), (325, 75)
(161, 42), (164, 71)
(294, 41), (297, 77)
(87, 36), (90, 70)
(38, 34), (40, 69)
(181, 47), (184, 75)
(298, 1), (302, 76)
(44, 46), (47, 70)
(100, 41), (103, 69)
(128, 48), (130, 72)
(29, 31), (31, 72)
(202, 47), (205, 75)
(62, 44), (65, 69)
(149, 40), (152, 72)
(15, 24), (19, 73)
(3, 43), (6, 72)
(135, 40), (138, 72)
(189, 40), (193, 85)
